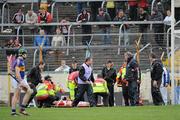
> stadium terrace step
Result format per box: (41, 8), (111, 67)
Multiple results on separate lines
(0, 3), (166, 72)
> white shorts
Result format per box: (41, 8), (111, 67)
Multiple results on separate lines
(11, 77), (28, 89)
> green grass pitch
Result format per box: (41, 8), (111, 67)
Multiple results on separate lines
(0, 106), (180, 120)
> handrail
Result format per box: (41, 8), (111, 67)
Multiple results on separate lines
(16, 26), (21, 39)
(1, 21), (165, 55)
(101, 0), (106, 8)
(56, 7), (59, 22)
(133, 43), (151, 59)
(0, 32), (166, 37)
(31, 0), (34, 10)
(151, 0), (156, 14)
(51, 1), (56, 18)
(150, 0), (156, 30)
(6, 0), (38, 3)
(4, 0), (131, 3)
(1, 1), (7, 32)
(22, 29), (25, 46)
(0, 21), (164, 27)
(118, 24), (124, 55)
(166, 20), (180, 60)
(67, 24), (73, 55)
(7, 4), (10, 27)
(33, 49), (38, 67)
(1, 45), (132, 50)
(73, 28), (75, 49)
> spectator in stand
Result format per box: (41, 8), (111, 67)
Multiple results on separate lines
(137, 0), (149, 11)
(26, 10), (38, 24)
(12, 8), (24, 24)
(5, 38), (15, 48)
(163, 9), (173, 47)
(128, 0), (138, 21)
(69, 60), (79, 74)
(25, 10), (38, 34)
(12, 8), (24, 44)
(113, 9), (129, 46)
(5, 37), (21, 70)
(154, 0), (165, 16)
(138, 7), (149, 45)
(76, 9), (92, 45)
(96, 8), (111, 45)
(14, 38), (22, 48)
(55, 60), (70, 73)
(150, 9), (164, 47)
(77, 2), (87, 14)
(34, 29), (50, 62)
(38, 8), (53, 34)
(90, 2), (102, 21)
(51, 27), (65, 47)
(116, 1), (128, 11)
(106, 1), (116, 20)
(60, 18), (69, 44)
(162, 0), (171, 11)
(5, 37), (21, 56)
(34, 29), (50, 46)
(38, 0), (54, 13)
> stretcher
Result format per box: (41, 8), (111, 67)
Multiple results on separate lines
(54, 100), (90, 108)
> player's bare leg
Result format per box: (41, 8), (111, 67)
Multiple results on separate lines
(11, 88), (21, 116)
(19, 84), (33, 116)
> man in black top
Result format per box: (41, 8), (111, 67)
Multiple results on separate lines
(124, 52), (140, 106)
(76, 9), (92, 45)
(102, 60), (116, 106)
(149, 53), (164, 105)
(72, 57), (96, 107)
(26, 62), (45, 106)
(96, 8), (111, 45)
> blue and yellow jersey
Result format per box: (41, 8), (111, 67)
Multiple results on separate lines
(14, 57), (25, 80)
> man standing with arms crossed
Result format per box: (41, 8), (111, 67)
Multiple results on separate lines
(72, 57), (96, 107)
(11, 48), (32, 116)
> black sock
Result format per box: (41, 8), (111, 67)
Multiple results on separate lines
(12, 109), (16, 113)
(20, 105), (26, 111)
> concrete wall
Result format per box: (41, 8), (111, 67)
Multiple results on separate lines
(0, 71), (153, 104)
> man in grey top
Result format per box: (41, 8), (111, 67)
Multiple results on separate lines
(96, 8), (111, 45)
(72, 57), (96, 107)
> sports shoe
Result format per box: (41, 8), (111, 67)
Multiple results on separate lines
(19, 110), (30, 116)
(11, 112), (20, 116)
